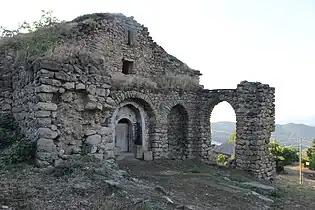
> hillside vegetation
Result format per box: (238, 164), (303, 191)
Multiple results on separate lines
(212, 121), (315, 147)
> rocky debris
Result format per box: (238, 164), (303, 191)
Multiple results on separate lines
(154, 186), (169, 195)
(241, 181), (276, 196)
(247, 191), (274, 203)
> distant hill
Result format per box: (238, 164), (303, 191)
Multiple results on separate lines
(211, 121), (315, 148)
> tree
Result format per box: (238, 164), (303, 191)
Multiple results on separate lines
(0, 10), (60, 37)
(268, 140), (299, 173)
(228, 130), (236, 142)
(307, 138), (315, 170)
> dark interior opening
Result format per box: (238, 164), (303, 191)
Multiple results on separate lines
(118, 118), (130, 124)
(122, 60), (133, 75)
(127, 30), (132, 45)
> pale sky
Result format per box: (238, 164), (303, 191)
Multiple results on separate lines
(1, 0), (314, 124)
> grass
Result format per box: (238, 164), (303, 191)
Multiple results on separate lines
(111, 72), (201, 92)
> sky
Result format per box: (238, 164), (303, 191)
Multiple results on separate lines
(0, 0), (314, 124)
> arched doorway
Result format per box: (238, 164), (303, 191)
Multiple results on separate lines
(167, 104), (189, 159)
(210, 101), (236, 165)
(113, 104), (142, 157)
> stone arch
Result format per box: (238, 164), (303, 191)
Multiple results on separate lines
(167, 104), (189, 159)
(110, 91), (158, 117)
(109, 91), (157, 159)
(199, 90), (241, 160)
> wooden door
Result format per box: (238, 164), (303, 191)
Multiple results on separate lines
(115, 123), (129, 153)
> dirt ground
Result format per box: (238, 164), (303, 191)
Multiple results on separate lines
(1, 157), (315, 210)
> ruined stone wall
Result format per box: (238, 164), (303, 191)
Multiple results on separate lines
(29, 59), (117, 166)
(0, 13), (276, 180)
(69, 13), (201, 80)
(109, 90), (200, 160)
(234, 81), (276, 179)
(0, 50), (41, 142)
(197, 81), (276, 180)
(11, 60), (38, 139)
(167, 105), (188, 159)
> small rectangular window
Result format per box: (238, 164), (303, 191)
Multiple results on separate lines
(122, 60), (133, 74)
(127, 30), (132, 45)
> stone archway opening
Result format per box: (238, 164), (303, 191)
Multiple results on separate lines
(111, 98), (156, 161)
(167, 104), (189, 159)
(210, 101), (237, 165)
(113, 104), (142, 159)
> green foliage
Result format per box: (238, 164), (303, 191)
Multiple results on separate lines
(0, 127), (35, 164)
(269, 140), (299, 173)
(217, 153), (228, 165)
(228, 130), (236, 142)
(0, 10), (63, 60)
(306, 138), (315, 170)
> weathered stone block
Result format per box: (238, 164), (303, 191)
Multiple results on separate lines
(55, 71), (70, 81)
(36, 151), (58, 163)
(85, 101), (97, 110)
(96, 88), (106, 97)
(99, 127), (112, 135)
(39, 78), (62, 87)
(37, 138), (56, 152)
(37, 93), (54, 102)
(35, 111), (51, 118)
(35, 102), (57, 111)
(61, 92), (73, 102)
(86, 134), (102, 145)
(85, 130), (96, 136)
(58, 87), (65, 93)
(75, 83), (86, 90)
(36, 69), (54, 78)
(63, 82), (75, 90)
(37, 128), (59, 139)
(87, 85), (96, 95)
(36, 84), (58, 93)
(106, 97), (116, 106)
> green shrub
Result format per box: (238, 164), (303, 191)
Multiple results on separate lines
(0, 10), (69, 60)
(217, 154), (228, 165)
(0, 127), (35, 164)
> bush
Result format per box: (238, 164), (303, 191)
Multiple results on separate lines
(268, 140), (299, 173)
(0, 10), (70, 61)
(217, 154), (228, 165)
(0, 127), (35, 165)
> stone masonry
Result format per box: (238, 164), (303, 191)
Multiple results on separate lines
(0, 13), (276, 179)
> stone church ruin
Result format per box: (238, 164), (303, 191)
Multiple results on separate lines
(0, 13), (276, 179)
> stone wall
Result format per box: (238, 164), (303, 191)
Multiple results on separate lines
(197, 81), (276, 179)
(167, 105), (189, 159)
(64, 13), (202, 81)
